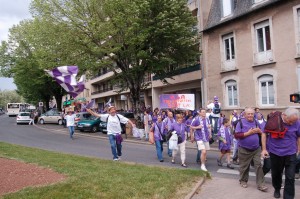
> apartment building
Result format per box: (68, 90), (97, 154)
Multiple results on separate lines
(198, 0), (300, 115)
(82, 1), (203, 111)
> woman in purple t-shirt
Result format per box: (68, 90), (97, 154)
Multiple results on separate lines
(217, 118), (234, 169)
(169, 114), (187, 167)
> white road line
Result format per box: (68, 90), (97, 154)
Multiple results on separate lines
(217, 168), (283, 179)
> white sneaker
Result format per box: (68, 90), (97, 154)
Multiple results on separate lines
(201, 164), (207, 171)
(113, 158), (119, 161)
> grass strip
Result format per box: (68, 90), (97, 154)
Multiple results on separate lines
(0, 142), (206, 199)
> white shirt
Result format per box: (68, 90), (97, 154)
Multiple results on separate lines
(207, 102), (221, 118)
(100, 114), (129, 135)
(65, 114), (76, 127)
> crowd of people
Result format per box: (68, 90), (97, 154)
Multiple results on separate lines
(58, 96), (300, 199)
(139, 98), (300, 199)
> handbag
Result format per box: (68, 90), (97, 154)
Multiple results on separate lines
(156, 123), (166, 142)
(149, 131), (154, 144)
(116, 134), (123, 144)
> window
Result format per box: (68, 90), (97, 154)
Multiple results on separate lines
(223, 33), (235, 60)
(259, 75), (274, 105)
(226, 80), (238, 106)
(253, 19), (273, 64)
(255, 20), (271, 52)
(222, 0), (233, 17)
(295, 7), (300, 56)
(221, 33), (236, 71)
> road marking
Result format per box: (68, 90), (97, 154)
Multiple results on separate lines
(217, 168), (282, 179)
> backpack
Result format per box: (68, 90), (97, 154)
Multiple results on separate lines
(233, 119), (258, 134)
(107, 114), (126, 134)
(213, 103), (221, 114)
(264, 111), (287, 139)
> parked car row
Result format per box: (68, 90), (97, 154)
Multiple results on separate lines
(14, 109), (134, 134)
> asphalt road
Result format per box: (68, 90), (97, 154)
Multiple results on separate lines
(1, 114), (299, 186)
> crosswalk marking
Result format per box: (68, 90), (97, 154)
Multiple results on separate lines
(217, 168), (283, 179)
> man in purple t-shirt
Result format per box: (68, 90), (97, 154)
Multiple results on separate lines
(190, 108), (212, 172)
(234, 107), (267, 192)
(261, 107), (300, 199)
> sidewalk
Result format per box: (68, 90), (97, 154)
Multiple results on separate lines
(191, 176), (300, 199)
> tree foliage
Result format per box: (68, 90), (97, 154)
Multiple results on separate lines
(0, 0), (199, 111)
(0, 90), (24, 110)
(30, 0), (199, 110)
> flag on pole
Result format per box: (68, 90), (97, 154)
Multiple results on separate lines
(104, 98), (112, 108)
(45, 66), (85, 98)
(85, 99), (95, 109)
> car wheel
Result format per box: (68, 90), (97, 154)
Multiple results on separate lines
(91, 126), (98, 133)
(58, 119), (63, 125)
(39, 119), (45, 124)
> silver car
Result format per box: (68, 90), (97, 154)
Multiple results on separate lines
(39, 110), (63, 125)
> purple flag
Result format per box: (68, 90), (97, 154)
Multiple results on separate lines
(45, 66), (85, 98)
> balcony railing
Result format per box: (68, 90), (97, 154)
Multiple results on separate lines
(296, 43), (300, 57)
(221, 59), (236, 71)
(153, 63), (201, 81)
(91, 68), (112, 80)
(91, 88), (113, 95)
(253, 50), (274, 65)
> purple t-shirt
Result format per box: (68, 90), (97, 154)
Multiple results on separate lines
(235, 118), (261, 150)
(217, 125), (232, 150)
(266, 120), (300, 156)
(170, 122), (186, 142)
(153, 122), (164, 141)
(190, 116), (210, 142)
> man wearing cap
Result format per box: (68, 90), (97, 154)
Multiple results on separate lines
(87, 106), (135, 161)
(261, 107), (300, 199)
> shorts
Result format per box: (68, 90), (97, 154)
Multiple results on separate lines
(220, 149), (231, 154)
(197, 140), (210, 150)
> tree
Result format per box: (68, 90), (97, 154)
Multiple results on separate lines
(31, 0), (199, 112)
(0, 90), (23, 110)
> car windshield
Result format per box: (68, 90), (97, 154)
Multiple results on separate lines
(20, 113), (30, 116)
(87, 116), (98, 120)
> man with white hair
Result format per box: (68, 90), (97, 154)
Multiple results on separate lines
(234, 107), (267, 192)
(261, 107), (300, 199)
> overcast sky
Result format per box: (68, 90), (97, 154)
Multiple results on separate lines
(0, 0), (32, 90)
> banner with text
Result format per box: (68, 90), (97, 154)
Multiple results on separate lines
(159, 94), (195, 110)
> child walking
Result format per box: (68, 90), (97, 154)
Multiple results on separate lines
(217, 118), (234, 169)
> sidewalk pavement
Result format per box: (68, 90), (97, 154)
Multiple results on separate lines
(191, 176), (300, 199)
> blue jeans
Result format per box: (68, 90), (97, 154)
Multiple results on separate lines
(155, 140), (164, 161)
(108, 134), (122, 159)
(68, 126), (74, 138)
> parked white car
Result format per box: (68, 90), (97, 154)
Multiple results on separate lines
(16, 112), (31, 125)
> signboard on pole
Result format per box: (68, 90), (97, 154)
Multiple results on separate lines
(159, 94), (195, 110)
(39, 102), (43, 107)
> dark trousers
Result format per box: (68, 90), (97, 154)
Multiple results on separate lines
(270, 153), (296, 199)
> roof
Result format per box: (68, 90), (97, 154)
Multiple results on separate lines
(204, 0), (283, 31)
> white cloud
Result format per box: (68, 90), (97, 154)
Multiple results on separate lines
(0, 0), (32, 41)
(0, 0), (31, 90)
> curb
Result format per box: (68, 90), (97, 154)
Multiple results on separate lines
(184, 176), (206, 199)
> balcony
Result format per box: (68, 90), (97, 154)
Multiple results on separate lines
(296, 43), (300, 57)
(153, 63), (201, 81)
(253, 50), (274, 65)
(91, 88), (113, 95)
(221, 59), (236, 72)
